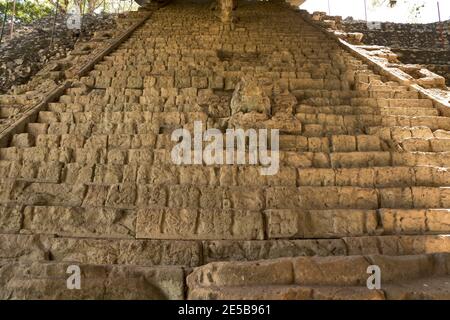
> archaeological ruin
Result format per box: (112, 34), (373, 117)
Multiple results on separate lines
(0, 0), (450, 300)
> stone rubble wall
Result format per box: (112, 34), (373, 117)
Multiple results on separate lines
(0, 13), (117, 94)
(342, 19), (450, 86)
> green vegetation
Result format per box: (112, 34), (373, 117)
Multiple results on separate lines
(1, 0), (53, 24)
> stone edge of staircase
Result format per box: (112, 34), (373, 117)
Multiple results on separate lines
(285, 3), (450, 117)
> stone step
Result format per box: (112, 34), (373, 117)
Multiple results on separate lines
(12, 132), (387, 153)
(1, 160), (450, 188)
(367, 125), (435, 140)
(399, 138), (450, 152)
(137, 207), (450, 240)
(0, 233), (201, 267)
(265, 208), (450, 239)
(205, 235), (450, 263)
(2, 147), (450, 168)
(0, 204), (136, 238)
(0, 204), (450, 240)
(35, 110), (207, 125)
(186, 253), (450, 300)
(350, 98), (434, 109)
(25, 120), (369, 138)
(23, 114), (450, 140)
(2, 183), (449, 212)
(0, 260), (185, 300)
(380, 107), (439, 117)
(295, 105), (435, 116)
(2, 233), (449, 267)
(296, 113), (450, 131)
(1, 200), (450, 239)
(187, 278), (450, 299)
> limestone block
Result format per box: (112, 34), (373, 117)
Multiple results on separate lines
(136, 185), (167, 207)
(65, 163), (94, 184)
(357, 135), (381, 151)
(0, 261), (184, 300)
(202, 239), (347, 264)
(27, 123), (48, 136)
(187, 258), (294, 288)
(427, 209), (450, 232)
(335, 168), (374, 187)
(266, 186), (301, 209)
(308, 137), (329, 152)
(37, 161), (62, 183)
(380, 209), (427, 234)
(379, 188), (413, 208)
(332, 135), (356, 152)
(136, 208), (264, 240)
(60, 134), (85, 148)
(236, 167), (266, 186)
(0, 234), (49, 262)
(411, 187), (441, 208)
(303, 209), (377, 238)
(415, 167), (450, 186)
(127, 76), (143, 89)
(344, 234), (450, 256)
(35, 134), (60, 148)
(298, 168), (335, 186)
(266, 167), (297, 186)
(374, 167), (414, 187)
(95, 76), (111, 89)
(369, 254), (435, 282)
(11, 134), (34, 148)
(0, 204), (23, 233)
(105, 183), (137, 208)
(401, 138), (430, 152)
(22, 206), (136, 238)
(431, 139), (450, 152)
(188, 286), (312, 300)
(293, 255), (370, 286)
(331, 152), (391, 168)
(38, 111), (59, 123)
(168, 185), (200, 208)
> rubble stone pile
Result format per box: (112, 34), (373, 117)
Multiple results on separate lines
(0, 13), (117, 94)
(343, 19), (450, 86)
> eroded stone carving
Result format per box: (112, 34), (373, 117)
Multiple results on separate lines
(230, 76), (271, 115)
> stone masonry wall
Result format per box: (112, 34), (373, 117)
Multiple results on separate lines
(343, 20), (450, 85)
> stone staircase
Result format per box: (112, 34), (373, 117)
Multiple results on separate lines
(0, 0), (449, 299)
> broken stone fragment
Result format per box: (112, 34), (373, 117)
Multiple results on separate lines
(230, 76), (271, 115)
(217, 0), (237, 23)
(272, 89), (297, 115)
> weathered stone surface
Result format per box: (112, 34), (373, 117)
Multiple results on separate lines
(265, 209), (378, 238)
(0, 234), (49, 262)
(187, 253), (450, 300)
(49, 237), (202, 267)
(202, 239), (347, 263)
(0, 204), (22, 233)
(136, 208), (264, 240)
(22, 206), (136, 238)
(230, 76), (271, 115)
(343, 235), (450, 256)
(0, 261), (185, 300)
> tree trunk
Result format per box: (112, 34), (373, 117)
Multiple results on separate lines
(10, 0), (16, 39)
